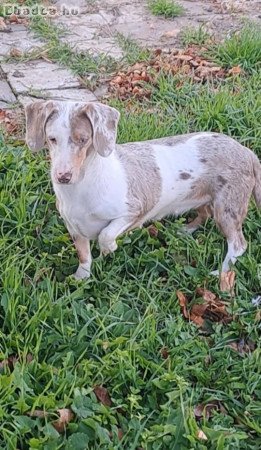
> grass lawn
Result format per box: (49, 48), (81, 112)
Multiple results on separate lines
(0, 20), (261, 450)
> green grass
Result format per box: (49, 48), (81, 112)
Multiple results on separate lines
(148, 0), (185, 18)
(116, 33), (152, 65)
(209, 24), (261, 72)
(180, 26), (211, 47)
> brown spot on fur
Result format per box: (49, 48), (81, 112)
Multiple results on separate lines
(117, 143), (162, 217)
(25, 100), (57, 152)
(180, 172), (191, 180)
(69, 111), (93, 171)
(224, 207), (237, 220)
(200, 158), (207, 163)
(70, 110), (93, 144)
(217, 175), (227, 186)
(151, 132), (199, 147)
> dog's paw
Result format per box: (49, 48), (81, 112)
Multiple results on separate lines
(177, 225), (197, 236)
(99, 239), (118, 256)
(73, 265), (91, 280)
(210, 269), (219, 277)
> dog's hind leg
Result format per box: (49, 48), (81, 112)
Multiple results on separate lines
(213, 193), (250, 273)
(184, 204), (212, 234)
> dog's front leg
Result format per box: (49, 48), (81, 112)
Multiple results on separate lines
(73, 235), (92, 280)
(98, 217), (134, 256)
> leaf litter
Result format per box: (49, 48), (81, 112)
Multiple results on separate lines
(93, 385), (112, 407)
(109, 46), (242, 100)
(177, 283), (233, 328)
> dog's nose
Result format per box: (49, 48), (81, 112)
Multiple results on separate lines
(57, 172), (72, 184)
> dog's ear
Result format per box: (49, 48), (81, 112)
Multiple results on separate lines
(25, 100), (56, 152)
(82, 102), (120, 157)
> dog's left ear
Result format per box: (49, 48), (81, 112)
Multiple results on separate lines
(25, 100), (56, 152)
(82, 102), (120, 157)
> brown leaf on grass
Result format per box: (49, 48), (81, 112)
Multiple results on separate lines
(177, 287), (232, 327)
(0, 109), (20, 134)
(0, 17), (8, 30)
(197, 429), (208, 441)
(228, 338), (256, 354)
(118, 428), (124, 440)
(94, 385), (112, 407)
(194, 400), (227, 420)
(0, 356), (17, 371)
(52, 408), (74, 433)
(162, 29), (180, 38)
(10, 47), (23, 58)
(177, 290), (189, 318)
(196, 288), (216, 302)
(9, 14), (20, 23)
(0, 353), (33, 371)
(190, 313), (205, 327)
(220, 271), (235, 296)
(147, 224), (158, 237)
(160, 347), (169, 359)
(228, 65), (242, 75)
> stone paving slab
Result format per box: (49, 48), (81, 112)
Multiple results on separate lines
(0, 24), (44, 58)
(19, 88), (97, 106)
(0, 80), (17, 103)
(1, 60), (82, 94)
(56, 9), (123, 57)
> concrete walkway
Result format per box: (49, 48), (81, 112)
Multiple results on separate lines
(0, 0), (260, 109)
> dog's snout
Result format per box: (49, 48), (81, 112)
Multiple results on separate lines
(57, 172), (72, 184)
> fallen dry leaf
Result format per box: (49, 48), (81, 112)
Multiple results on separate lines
(220, 271), (235, 296)
(227, 338), (255, 354)
(197, 429), (208, 441)
(9, 14), (20, 24)
(0, 17), (7, 30)
(0, 109), (20, 135)
(160, 347), (169, 359)
(177, 287), (232, 327)
(52, 408), (74, 433)
(190, 312), (205, 327)
(118, 428), (124, 440)
(177, 290), (189, 319)
(194, 400), (227, 420)
(0, 355), (18, 371)
(162, 29), (180, 38)
(147, 224), (158, 237)
(196, 288), (216, 303)
(10, 47), (23, 58)
(228, 65), (242, 75)
(94, 385), (112, 407)
(0, 353), (33, 371)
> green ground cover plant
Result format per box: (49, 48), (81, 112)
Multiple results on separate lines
(0, 17), (260, 450)
(148, 0), (185, 18)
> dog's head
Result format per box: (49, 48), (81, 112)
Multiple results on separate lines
(25, 100), (120, 184)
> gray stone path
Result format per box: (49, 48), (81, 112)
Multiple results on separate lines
(0, 0), (260, 109)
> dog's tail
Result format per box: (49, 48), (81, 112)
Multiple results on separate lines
(252, 153), (261, 208)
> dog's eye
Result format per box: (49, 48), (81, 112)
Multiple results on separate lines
(49, 137), (57, 145)
(79, 137), (87, 145)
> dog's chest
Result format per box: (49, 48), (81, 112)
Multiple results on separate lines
(53, 182), (125, 239)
